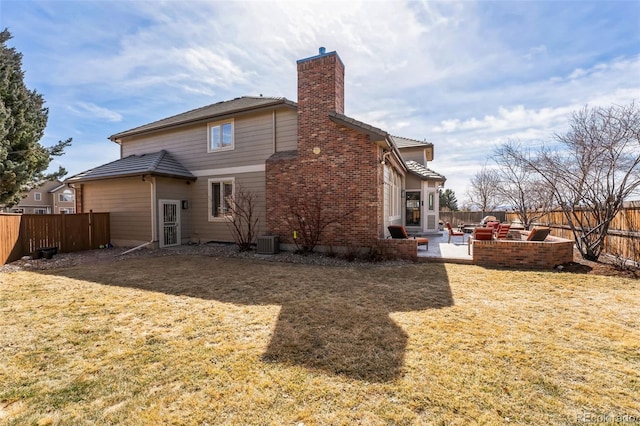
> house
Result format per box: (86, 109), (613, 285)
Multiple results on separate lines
(66, 48), (445, 256)
(5, 180), (76, 214)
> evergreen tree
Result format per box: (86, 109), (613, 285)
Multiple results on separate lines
(0, 29), (71, 206)
(439, 188), (459, 211)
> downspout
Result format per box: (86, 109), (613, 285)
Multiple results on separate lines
(119, 175), (157, 255)
(272, 110), (276, 153)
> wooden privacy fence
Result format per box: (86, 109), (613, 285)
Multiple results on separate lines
(439, 211), (507, 227)
(505, 203), (640, 263)
(0, 213), (110, 265)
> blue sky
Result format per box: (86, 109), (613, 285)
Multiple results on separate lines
(2, 0), (639, 204)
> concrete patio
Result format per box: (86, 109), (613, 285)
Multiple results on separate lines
(415, 232), (473, 263)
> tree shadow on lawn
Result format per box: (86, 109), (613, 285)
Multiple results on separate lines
(43, 256), (453, 382)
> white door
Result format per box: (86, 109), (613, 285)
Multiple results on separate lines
(159, 200), (180, 248)
(424, 187), (438, 232)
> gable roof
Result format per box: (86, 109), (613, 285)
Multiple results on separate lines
(390, 136), (433, 149)
(109, 96), (297, 142)
(328, 111), (389, 139)
(405, 160), (446, 182)
(66, 150), (196, 183)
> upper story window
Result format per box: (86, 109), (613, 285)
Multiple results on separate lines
(34, 192), (42, 201)
(207, 119), (234, 152)
(59, 189), (74, 203)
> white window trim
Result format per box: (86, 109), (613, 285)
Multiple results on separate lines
(34, 192), (42, 201)
(58, 190), (74, 203)
(386, 167), (402, 221)
(207, 177), (235, 222)
(207, 119), (235, 153)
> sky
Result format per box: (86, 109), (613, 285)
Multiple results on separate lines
(2, 0), (639, 204)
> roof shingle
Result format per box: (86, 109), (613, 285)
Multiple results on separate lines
(405, 160), (446, 181)
(66, 150), (196, 183)
(109, 96), (296, 141)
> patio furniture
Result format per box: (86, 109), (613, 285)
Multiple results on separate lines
(494, 223), (511, 239)
(388, 225), (429, 250)
(445, 222), (465, 244)
(481, 215), (497, 225)
(485, 221), (500, 231)
(527, 227), (551, 241)
(468, 227), (494, 255)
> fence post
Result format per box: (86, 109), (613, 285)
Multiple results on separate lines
(89, 211), (93, 249)
(60, 214), (66, 253)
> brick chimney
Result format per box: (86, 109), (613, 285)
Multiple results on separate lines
(296, 47), (345, 154)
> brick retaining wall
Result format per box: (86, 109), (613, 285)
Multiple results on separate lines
(472, 233), (574, 269)
(378, 239), (418, 260)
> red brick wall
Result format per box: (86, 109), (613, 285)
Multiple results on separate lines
(472, 235), (574, 269)
(378, 239), (418, 260)
(266, 51), (385, 249)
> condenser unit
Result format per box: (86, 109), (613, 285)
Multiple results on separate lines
(256, 235), (279, 254)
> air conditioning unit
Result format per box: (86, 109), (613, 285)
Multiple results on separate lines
(256, 235), (279, 254)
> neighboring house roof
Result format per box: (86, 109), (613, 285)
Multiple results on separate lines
(405, 160), (446, 182)
(49, 183), (70, 193)
(66, 150), (196, 183)
(109, 96), (297, 141)
(390, 136), (433, 149)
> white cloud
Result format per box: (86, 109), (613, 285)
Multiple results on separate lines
(4, 0), (638, 199)
(68, 102), (123, 122)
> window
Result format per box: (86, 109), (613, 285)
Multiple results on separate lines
(60, 208), (75, 214)
(207, 119), (234, 152)
(384, 165), (402, 221)
(34, 192), (42, 201)
(208, 178), (234, 221)
(34, 208), (47, 214)
(58, 189), (74, 202)
(405, 191), (421, 226)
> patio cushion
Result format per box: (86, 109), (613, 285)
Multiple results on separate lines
(527, 227), (551, 241)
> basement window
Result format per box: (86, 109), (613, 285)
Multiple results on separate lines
(207, 119), (234, 152)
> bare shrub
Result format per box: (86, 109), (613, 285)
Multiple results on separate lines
(225, 186), (259, 252)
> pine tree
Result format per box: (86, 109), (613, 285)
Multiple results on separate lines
(439, 188), (459, 211)
(0, 29), (71, 206)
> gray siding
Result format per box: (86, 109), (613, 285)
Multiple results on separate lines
(275, 109), (297, 152)
(405, 174), (422, 190)
(121, 108), (298, 172)
(82, 179), (152, 246)
(399, 147), (426, 165)
(188, 171), (266, 244)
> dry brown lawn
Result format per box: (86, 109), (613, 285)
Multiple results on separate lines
(0, 255), (638, 425)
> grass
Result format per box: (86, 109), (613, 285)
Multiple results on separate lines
(0, 255), (638, 425)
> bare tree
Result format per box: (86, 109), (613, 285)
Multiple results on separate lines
(466, 165), (502, 216)
(494, 141), (554, 229)
(284, 190), (357, 254)
(225, 186), (259, 251)
(515, 103), (640, 261)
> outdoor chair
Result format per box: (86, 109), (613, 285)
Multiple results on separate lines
(388, 225), (429, 250)
(468, 227), (494, 255)
(485, 221), (500, 231)
(526, 227), (551, 241)
(494, 223), (511, 239)
(445, 222), (465, 244)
